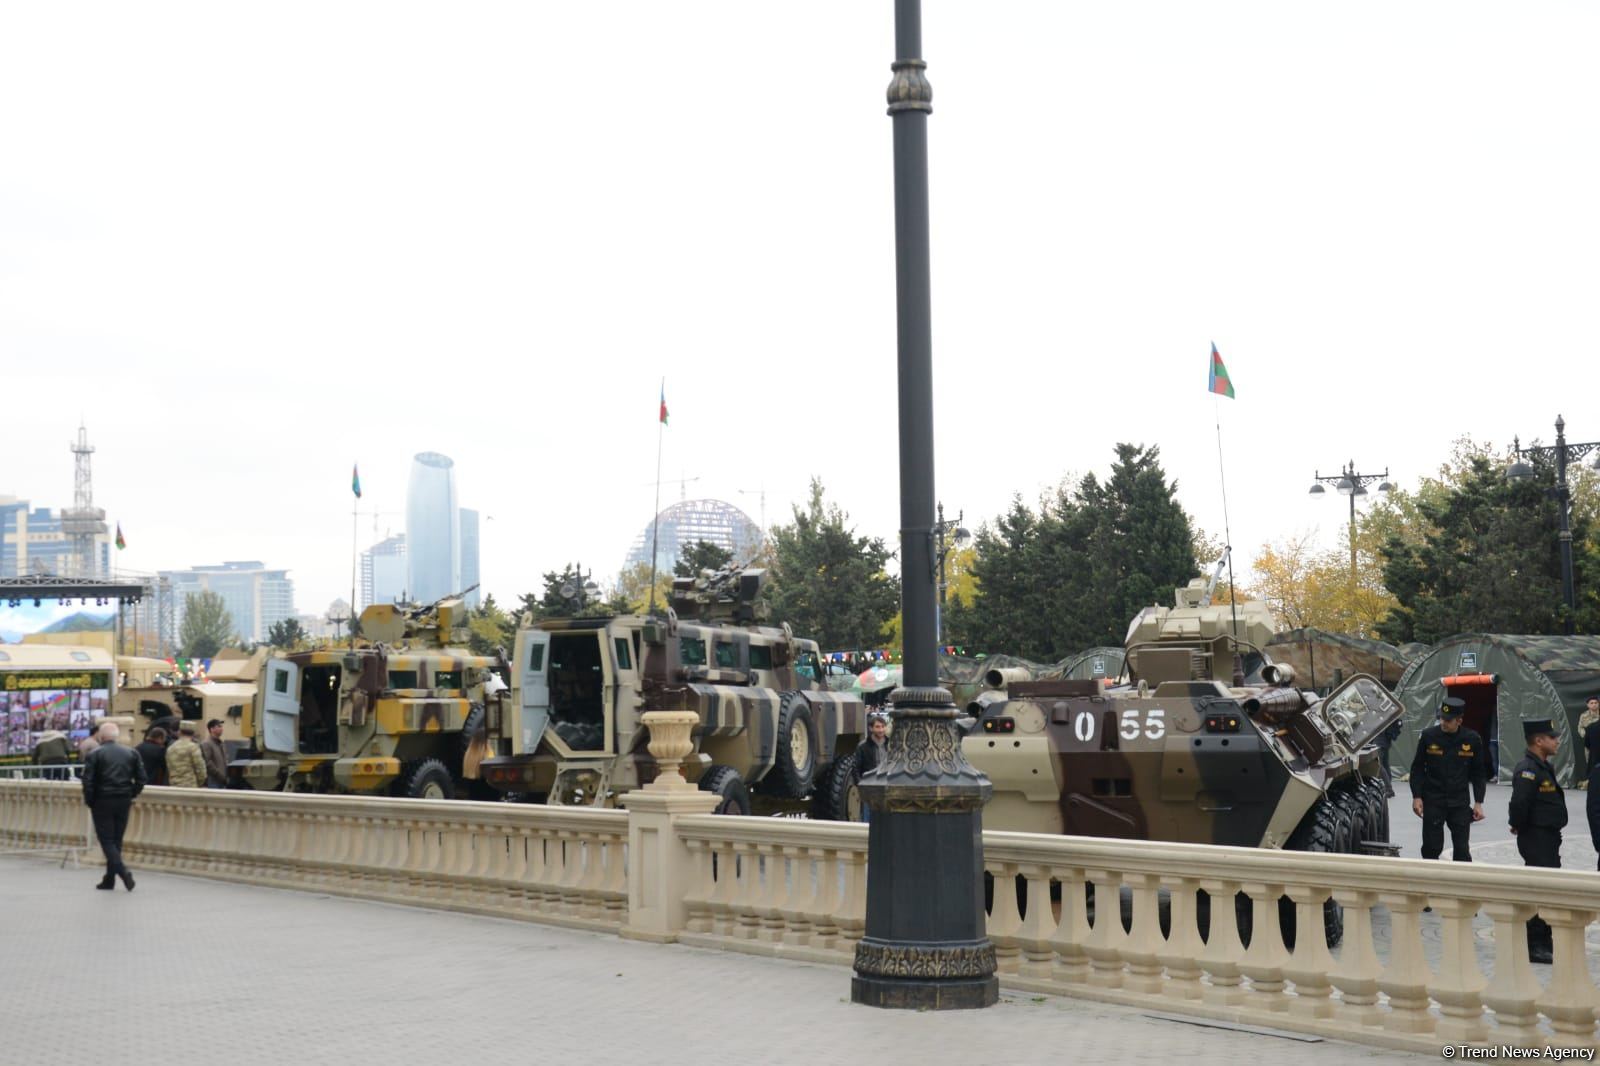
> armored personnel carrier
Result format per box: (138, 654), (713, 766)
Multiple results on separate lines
(479, 566), (866, 817)
(230, 594), (508, 798)
(966, 576), (1402, 944)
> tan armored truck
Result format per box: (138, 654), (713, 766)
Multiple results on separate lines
(115, 651), (263, 762)
(966, 576), (1403, 945)
(479, 566), (867, 817)
(230, 596), (508, 798)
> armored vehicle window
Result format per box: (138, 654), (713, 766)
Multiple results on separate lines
(749, 646), (772, 670)
(714, 642), (739, 669)
(388, 670), (418, 689)
(526, 645), (545, 673)
(433, 670), (462, 691)
(613, 638), (632, 671)
(272, 670), (290, 694)
(680, 638), (707, 667)
(796, 651), (821, 681)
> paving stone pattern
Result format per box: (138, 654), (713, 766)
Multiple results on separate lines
(0, 855), (1422, 1066)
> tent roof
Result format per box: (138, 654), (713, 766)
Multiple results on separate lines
(1263, 627), (1417, 685)
(1423, 633), (1600, 674)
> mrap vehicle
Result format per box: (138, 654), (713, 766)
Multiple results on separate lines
(479, 566), (866, 817)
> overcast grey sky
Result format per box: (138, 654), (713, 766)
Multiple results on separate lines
(3, 1), (1597, 618)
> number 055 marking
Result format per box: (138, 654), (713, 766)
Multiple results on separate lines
(1120, 708), (1166, 740)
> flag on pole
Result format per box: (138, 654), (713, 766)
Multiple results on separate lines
(1208, 343), (1235, 398)
(351, 463), (362, 498)
(659, 382), (669, 425)
(115, 523), (126, 550)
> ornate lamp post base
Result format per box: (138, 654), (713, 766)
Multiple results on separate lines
(850, 686), (999, 1010)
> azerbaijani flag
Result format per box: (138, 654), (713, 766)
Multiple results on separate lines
(659, 382), (669, 426)
(115, 523), (126, 550)
(352, 463), (362, 499)
(1208, 343), (1235, 398)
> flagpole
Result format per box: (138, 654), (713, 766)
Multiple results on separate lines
(1212, 388), (1242, 683)
(350, 498), (358, 648)
(647, 379), (665, 616)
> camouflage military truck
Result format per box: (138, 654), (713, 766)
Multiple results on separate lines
(230, 595), (508, 798)
(966, 577), (1402, 945)
(115, 652), (263, 764)
(479, 566), (866, 817)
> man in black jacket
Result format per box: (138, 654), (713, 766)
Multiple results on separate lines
(1409, 697), (1489, 861)
(854, 710), (890, 823)
(82, 722), (147, 891)
(1508, 718), (1566, 963)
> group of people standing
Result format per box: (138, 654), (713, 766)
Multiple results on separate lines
(1408, 694), (1593, 964)
(80, 717), (230, 894)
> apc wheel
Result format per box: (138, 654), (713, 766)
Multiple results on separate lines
(810, 752), (860, 822)
(1281, 797), (1347, 950)
(772, 694), (817, 799)
(1332, 786), (1366, 852)
(699, 765), (752, 816)
(400, 758), (456, 801)
(1362, 777), (1391, 842)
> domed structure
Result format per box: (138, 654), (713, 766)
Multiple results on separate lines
(623, 499), (763, 577)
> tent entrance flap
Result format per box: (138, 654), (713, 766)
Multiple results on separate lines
(1444, 678), (1500, 779)
(1441, 673), (1499, 685)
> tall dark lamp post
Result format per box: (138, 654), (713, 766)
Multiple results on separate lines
(1308, 460), (1392, 590)
(850, 0), (998, 1011)
(934, 502), (970, 644)
(1508, 415), (1600, 635)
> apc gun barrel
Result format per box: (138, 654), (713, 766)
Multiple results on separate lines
(984, 667), (1032, 690)
(1241, 688), (1307, 717)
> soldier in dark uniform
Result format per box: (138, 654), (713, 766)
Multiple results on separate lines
(1508, 718), (1565, 964)
(1408, 697), (1489, 861)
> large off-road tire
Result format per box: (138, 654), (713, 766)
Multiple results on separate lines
(398, 758), (456, 801)
(1361, 777), (1391, 842)
(809, 753), (861, 822)
(772, 694), (817, 799)
(1281, 797), (1347, 949)
(1332, 786), (1366, 852)
(699, 765), (752, 816)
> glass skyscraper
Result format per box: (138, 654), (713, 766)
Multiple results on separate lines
(406, 452), (459, 605)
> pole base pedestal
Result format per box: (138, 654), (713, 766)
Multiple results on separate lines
(851, 973), (999, 1010)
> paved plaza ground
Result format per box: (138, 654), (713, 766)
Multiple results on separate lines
(0, 853), (1425, 1066)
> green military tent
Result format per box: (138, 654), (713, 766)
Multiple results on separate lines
(1264, 628), (1420, 692)
(1390, 634), (1600, 786)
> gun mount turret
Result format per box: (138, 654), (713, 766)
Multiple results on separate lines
(669, 565), (768, 624)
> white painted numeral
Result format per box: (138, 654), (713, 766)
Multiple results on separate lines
(1121, 708), (1141, 740)
(1074, 710), (1095, 743)
(1144, 708), (1165, 740)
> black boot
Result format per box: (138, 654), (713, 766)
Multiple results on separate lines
(1528, 919), (1553, 964)
(119, 870), (135, 892)
(96, 873), (116, 890)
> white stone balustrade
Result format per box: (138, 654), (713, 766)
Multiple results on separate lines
(5, 780), (1600, 1055)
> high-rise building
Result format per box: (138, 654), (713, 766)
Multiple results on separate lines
(406, 452), (459, 605)
(459, 508), (480, 608)
(622, 499), (763, 578)
(359, 534), (407, 609)
(0, 497), (111, 578)
(161, 561), (296, 644)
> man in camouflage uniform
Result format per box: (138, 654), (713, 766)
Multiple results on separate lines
(1508, 718), (1565, 964)
(165, 722), (207, 788)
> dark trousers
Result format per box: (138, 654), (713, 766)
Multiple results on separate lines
(90, 797), (132, 876)
(1421, 802), (1472, 861)
(1587, 769), (1600, 868)
(1518, 826), (1562, 951)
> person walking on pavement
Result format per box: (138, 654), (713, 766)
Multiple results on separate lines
(200, 718), (228, 789)
(81, 721), (146, 891)
(135, 726), (169, 787)
(1409, 697), (1489, 861)
(165, 722), (206, 788)
(1508, 718), (1566, 964)
(1580, 696), (1600, 789)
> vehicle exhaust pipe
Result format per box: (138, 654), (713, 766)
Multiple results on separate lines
(984, 667), (1031, 690)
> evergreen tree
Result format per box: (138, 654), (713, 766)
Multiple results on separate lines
(766, 478), (899, 652)
(674, 540), (735, 578)
(266, 617), (309, 649)
(466, 593), (516, 656)
(179, 590), (235, 659)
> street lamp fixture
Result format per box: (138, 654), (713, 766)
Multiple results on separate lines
(934, 501), (970, 644)
(1309, 460), (1391, 589)
(1507, 415), (1600, 635)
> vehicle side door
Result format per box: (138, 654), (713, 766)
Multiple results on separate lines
(261, 659), (300, 755)
(519, 630), (552, 754)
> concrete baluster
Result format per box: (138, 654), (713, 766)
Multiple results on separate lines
(1049, 869), (1092, 986)
(755, 846), (790, 943)
(833, 849), (867, 952)
(1429, 896), (1488, 1045)
(1197, 879), (1248, 1008)
(1015, 865), (1058, 980)
(986, 861), (1023, 975)
(779, 845), (814, 947)
(731, 842), (762, 940)
(681, 838), (716, 935)
(1238, 881), (1290, 1013)
(1539, 907), (1600, 1049)
(1328, 889), (1383, 1030)
(1157, 876), (1204, 1001)
(1083, 870), (1127, 989)
(1282, 884), (1337, 1022)
(1121, 871), (1165, 995)
(809, 849), (843, 952)
(1479, 901), (1544, 1046)
(1375, 893), (1436, 1034)
(706, 839), (739, 937)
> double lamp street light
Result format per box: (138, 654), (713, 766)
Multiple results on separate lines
(1308, 460), (1392, 588)
(1508, 415), (1600, 635)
